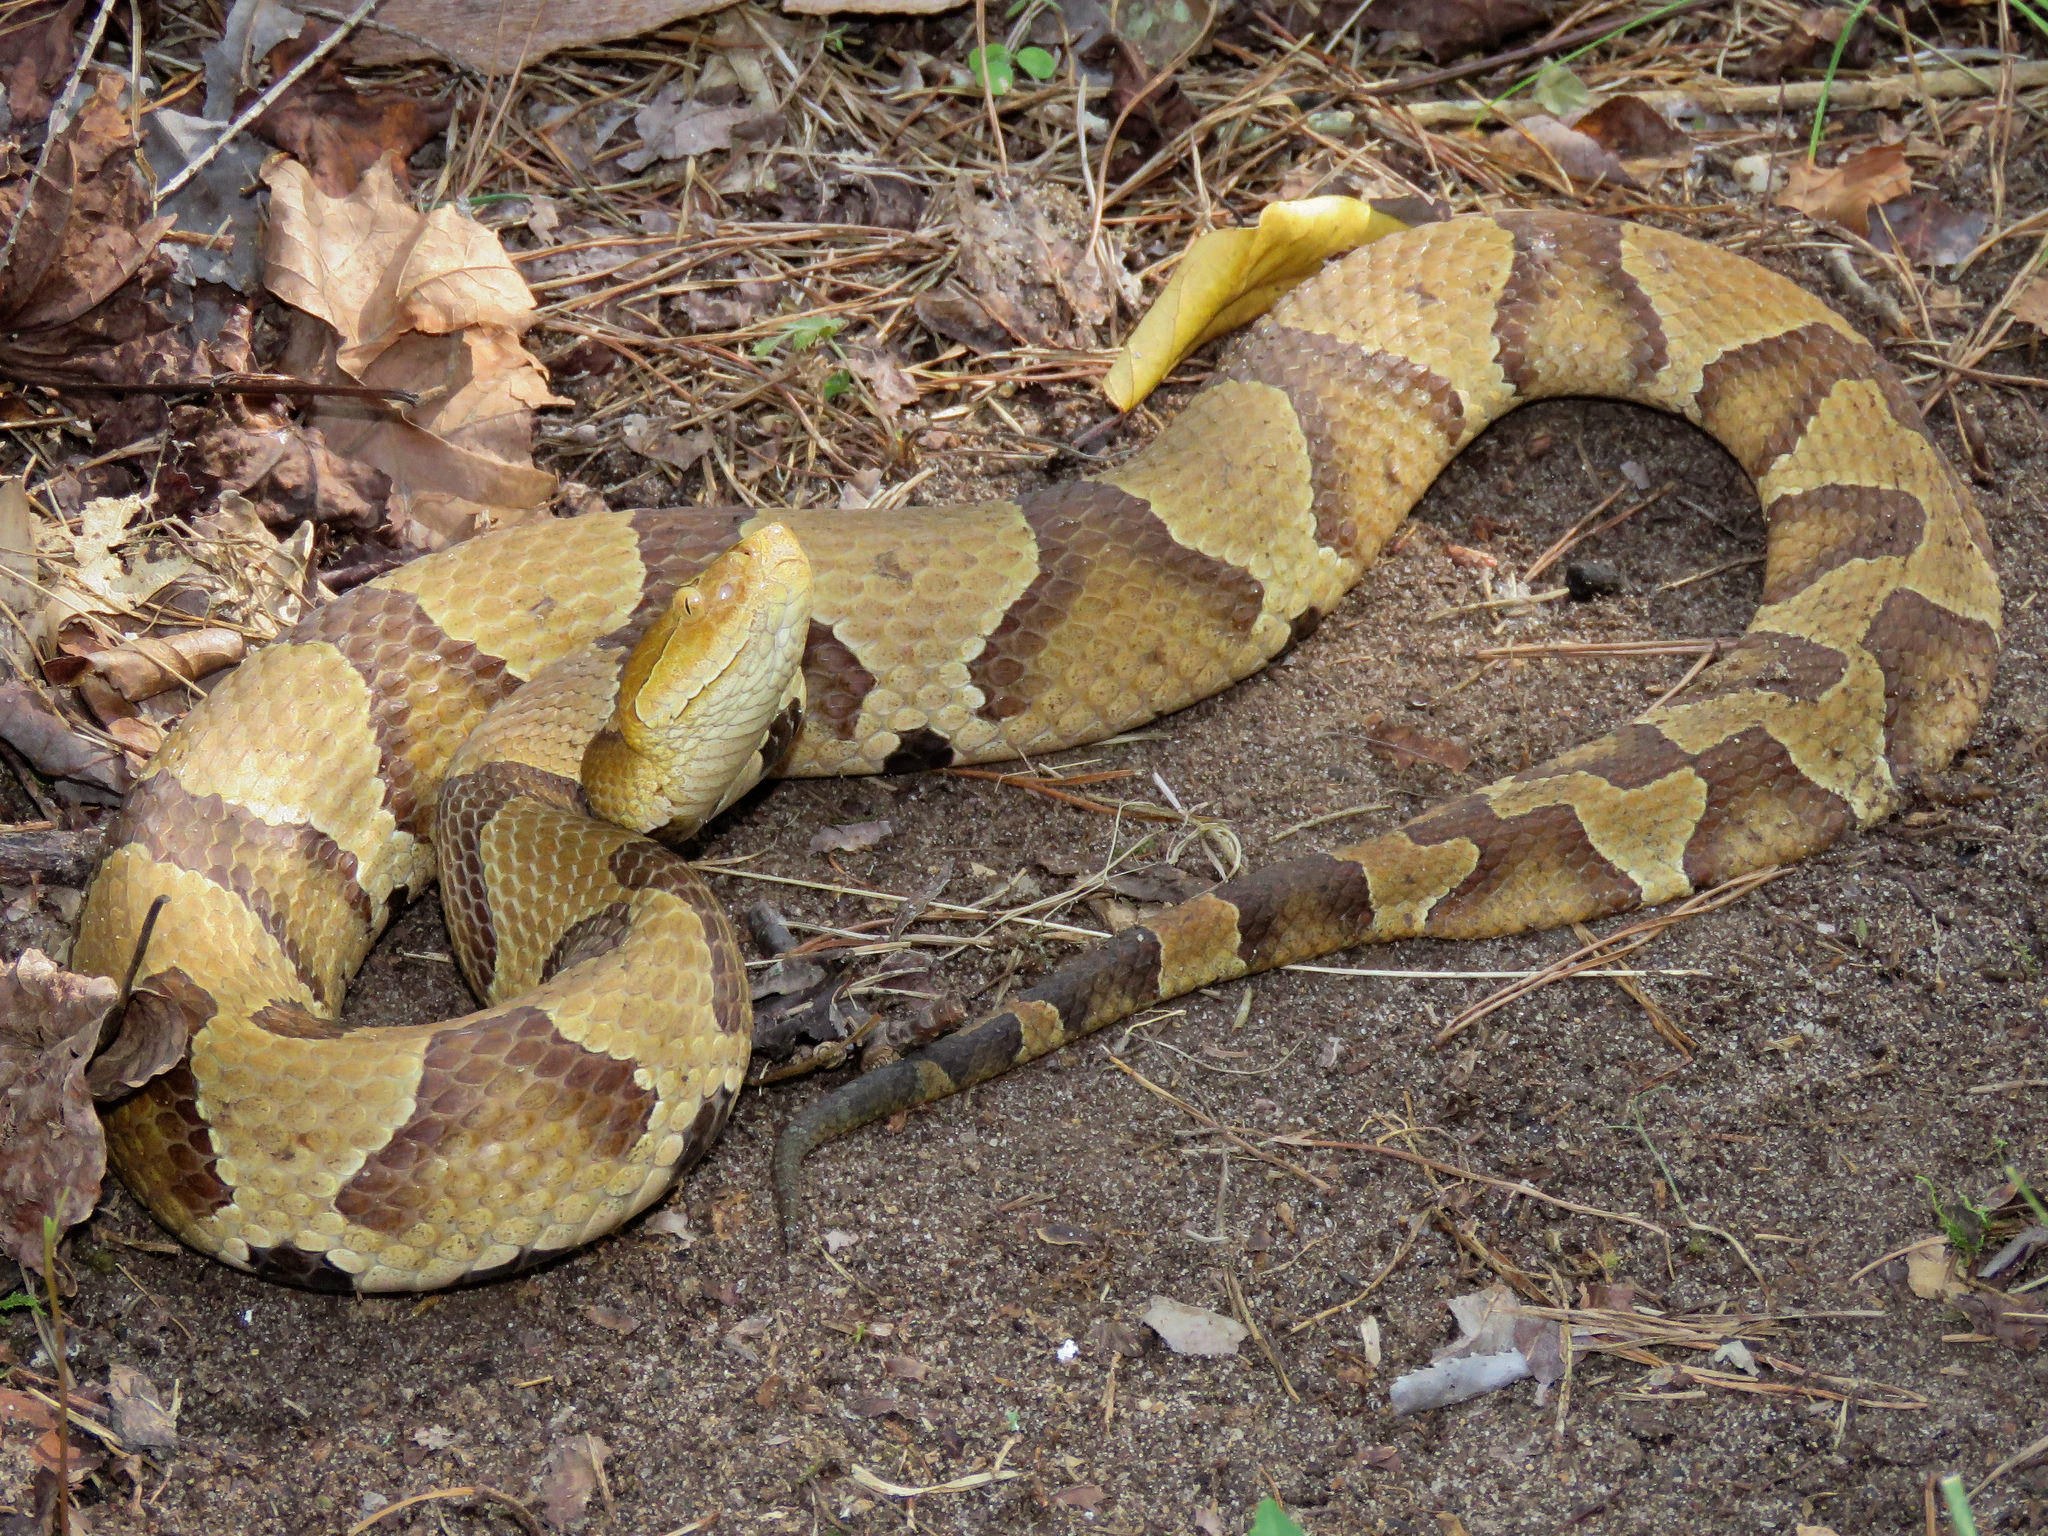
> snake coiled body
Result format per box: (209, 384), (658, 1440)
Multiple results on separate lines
(75, 212), (2000, 1290)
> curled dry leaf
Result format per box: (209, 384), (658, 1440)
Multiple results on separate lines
(1954, 1290), (2043, 1354)
(1141, 1296), (1249, 1358)
(620, 415), (715, 471)
(1776, 145), (1912, 237)
(619, 81), (782, 172)
(1570, 95), (1691, 163)
(1104, 197), (1409, 410)
(582, 1305), (641, 1335)
(1389, 1284), (1565, 1415)
(0, 71), (172, 342)
(48, 629), (246, 703)
(264, 156), (567, 548)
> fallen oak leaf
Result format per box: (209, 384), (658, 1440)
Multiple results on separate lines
(1776, 144), (1911, 237)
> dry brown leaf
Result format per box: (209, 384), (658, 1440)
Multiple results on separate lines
(1777, 145), (1912, 236)
(86, 969), (211, 1099)
(1104, 196), (1408, 410)
(1867, 193), (1987, 268)
(106, 1364), (179, 1456)
(49, 629), (246, 703)
(1954, 1290), (2044, 1354)
(1053, 1485), (1106, 1511)
(2011, 276), (2048, 331)
(347, 0), (739, 74)
(583, 1305), (641, 1335)
(248, 27), (454, 196)
(1142, 1296), (1248, 1357)
(1489, 114), (1639, 191)
(2, 0), (85, 128)
(1905, 1239), (1962, 1299)
(1571, 95), (1691, 162)
(1363, 712), (1473, 773)
(265, 156), (565, 547)
(160, 405), (391, 530)
(263, 156), (539, 376)
(0, 950), (118, 1267)
(0, 70), (173, 345)
(535, 1432), (610, 1529)
(0, 475), (39, 679)
(0, 681), (126, 796)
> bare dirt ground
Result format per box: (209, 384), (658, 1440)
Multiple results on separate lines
(2, 3), (2047, 1534)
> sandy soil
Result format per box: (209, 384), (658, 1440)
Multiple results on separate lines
(6, 228), (2048, 1536)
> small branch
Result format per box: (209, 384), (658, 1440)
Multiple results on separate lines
(154, 0), (388, 207)
(0, 368), (419, 406)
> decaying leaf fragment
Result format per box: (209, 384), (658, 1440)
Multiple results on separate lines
(1103, 198), (1409, 411)
(1389, 1284), (1565, 1415)
(0, 947), (213, 1268)
(1141, 1296), (1248, 1357)
(263, 156), (566, 548)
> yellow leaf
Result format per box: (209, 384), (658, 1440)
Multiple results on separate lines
(1102, 197), (1410, 412)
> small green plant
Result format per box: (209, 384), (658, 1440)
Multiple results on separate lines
(0, 1291), (42, 1314)
(1917, 1175), (1991, 1258)
(821, 369), (854, 403)
(1939, 1473), (1980, 1536)
(967, 42), (1058, 97)
(750, 315), (846, 359)
(1249, 1499), (1306, 1536)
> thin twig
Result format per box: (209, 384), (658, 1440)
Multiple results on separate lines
(155, 0), (388, 206)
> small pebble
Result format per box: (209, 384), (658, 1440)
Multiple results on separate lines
(1565, 559), (1623, 601)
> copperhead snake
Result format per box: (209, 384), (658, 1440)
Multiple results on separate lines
(74, 211), (2000, 1292)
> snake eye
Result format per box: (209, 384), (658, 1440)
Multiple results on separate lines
(682, 593), (700, 616)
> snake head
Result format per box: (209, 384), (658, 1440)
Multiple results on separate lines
(584, 524), (813, 838)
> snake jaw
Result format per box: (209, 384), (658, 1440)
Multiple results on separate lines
(584, 524), (814, 837)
